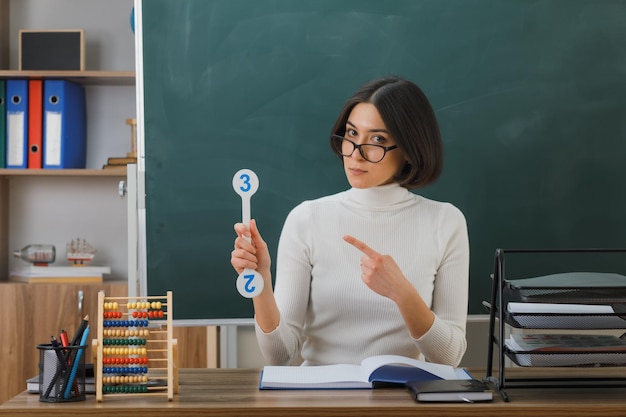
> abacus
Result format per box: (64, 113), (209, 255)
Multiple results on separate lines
(92, 291), (178, 401)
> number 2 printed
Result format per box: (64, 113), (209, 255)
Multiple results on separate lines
(243, 273), (257, 293)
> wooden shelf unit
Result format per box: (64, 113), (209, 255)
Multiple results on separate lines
(0, 168), (127, 177)
(0, 70), (135, 85)
(0, 69), (134, 281)
(0, 281), (128, 405)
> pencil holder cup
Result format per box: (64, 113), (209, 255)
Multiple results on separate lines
(37, 343), (86, 402)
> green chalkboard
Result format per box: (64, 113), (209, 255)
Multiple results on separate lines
(141, 0), (626, 321)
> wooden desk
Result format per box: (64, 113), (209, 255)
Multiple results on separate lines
(2, 368), (626, 416)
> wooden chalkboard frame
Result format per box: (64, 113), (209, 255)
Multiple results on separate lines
(138, 0), (626, 322)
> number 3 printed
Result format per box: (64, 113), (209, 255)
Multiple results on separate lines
(239, 173), (252, 193)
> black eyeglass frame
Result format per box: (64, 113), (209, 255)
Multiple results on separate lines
(331, 134), (398, 163)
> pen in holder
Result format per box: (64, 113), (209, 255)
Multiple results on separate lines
(37, 343), (86, 402)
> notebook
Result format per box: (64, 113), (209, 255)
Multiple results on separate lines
(406, 379), (493, 402)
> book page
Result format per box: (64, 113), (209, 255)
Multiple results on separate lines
(261, 364), (366, 385)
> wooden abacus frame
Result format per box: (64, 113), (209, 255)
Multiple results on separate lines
(92, 291), (178, 401)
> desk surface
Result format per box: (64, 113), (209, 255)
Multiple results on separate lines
(3, 368), (626, 416)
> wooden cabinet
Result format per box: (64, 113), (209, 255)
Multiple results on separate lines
(0, 281), (127, 404)
(0, 281), (213, 404)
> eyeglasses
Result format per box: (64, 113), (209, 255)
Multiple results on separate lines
(331, 135), (398, 163)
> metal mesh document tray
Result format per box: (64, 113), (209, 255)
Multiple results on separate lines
(504, 313), (626, 329)
(504, 302), (626, 329)
(504, 333), (626, 367)
(486, 249), (626, 401)
(504, 348), (626, 367)
(504, 272), (626, 304)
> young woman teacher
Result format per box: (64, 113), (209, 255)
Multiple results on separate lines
(231, 76), (469, 367)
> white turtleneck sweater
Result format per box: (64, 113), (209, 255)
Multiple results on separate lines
(255, 183), (469, 367)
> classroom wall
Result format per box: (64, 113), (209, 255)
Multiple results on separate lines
(12, 0), (495, 367)
(7, 0), (136, 278)
(9, 0), (135, 71)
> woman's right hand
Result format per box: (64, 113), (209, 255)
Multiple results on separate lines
(231, 219), (272, 276)
(233, 219), (280, 332)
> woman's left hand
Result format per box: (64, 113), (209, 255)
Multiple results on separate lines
(343, 235), (412, 301)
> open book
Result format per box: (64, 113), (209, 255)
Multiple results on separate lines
(259, 355), (471, 389)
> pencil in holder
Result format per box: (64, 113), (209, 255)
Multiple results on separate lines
(37, 343), (86, 402)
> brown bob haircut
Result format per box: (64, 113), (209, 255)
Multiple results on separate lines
(329, 76), (443, 190)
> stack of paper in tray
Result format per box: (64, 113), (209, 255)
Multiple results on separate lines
(507, 302), (626, 328)
(505, 333), (626, 367)
(10, 265), (111, 283)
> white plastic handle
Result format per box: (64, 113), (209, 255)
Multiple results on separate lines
(232, 169), (264, 298)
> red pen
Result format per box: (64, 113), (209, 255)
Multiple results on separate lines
(59, 330), (69, 348)
(59, 329), (78, 396)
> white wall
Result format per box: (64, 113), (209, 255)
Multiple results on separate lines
(9, 0), (135, 71)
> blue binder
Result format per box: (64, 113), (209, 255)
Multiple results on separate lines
(43, 80), (86, 169)
(0, 80), (6, 168)
(6, 79), (28, 169)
